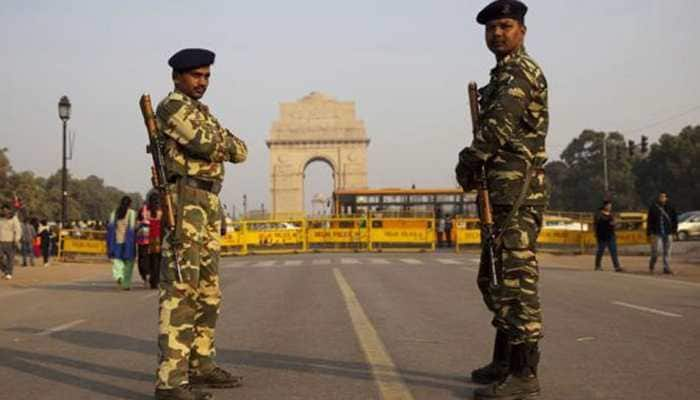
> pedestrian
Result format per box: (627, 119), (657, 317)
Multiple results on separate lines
(646, 190), (678, 275)
(107, 196), (137, 290)
(153, 48), (248, 400)
(0, 203), (22, 280)
(437, 216), (446, 247)
(146, 193), (163, 289)
(594, 201), (624, 272)
(20, 215), (37, 267)
(455, 1), (548, 398)
(136, 202), (152, 288)
(37, 219), (52, 266)
(445, 214), (454, 247)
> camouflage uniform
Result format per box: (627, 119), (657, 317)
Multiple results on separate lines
(457, 46), (548, 345)
(155, 90), (247, 389)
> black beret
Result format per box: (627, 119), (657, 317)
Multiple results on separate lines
(168, 48), (216, 72)
(477, 0), (528, 25)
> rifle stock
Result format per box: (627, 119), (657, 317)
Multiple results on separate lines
(467, 82), (498, 288)
(139, 94), (182, 282)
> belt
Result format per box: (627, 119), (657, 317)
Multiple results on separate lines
(174, 176), (222, 195)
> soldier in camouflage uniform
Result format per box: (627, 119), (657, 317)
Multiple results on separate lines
(154, 48), (248, 400)
(455, 1), (548, 399)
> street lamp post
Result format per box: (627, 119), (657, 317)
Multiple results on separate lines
(58, 96), (71, 228)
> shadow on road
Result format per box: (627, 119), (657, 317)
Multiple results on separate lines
(0, 347), (151, 400)
(4, 328), (477, 397)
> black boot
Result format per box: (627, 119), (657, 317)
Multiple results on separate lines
(189, 366), (243, 389)
(473, 342), (540, 399)
(154, 384), (214, 400)
(471, 330), (511, 384)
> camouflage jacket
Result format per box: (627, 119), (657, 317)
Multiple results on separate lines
(459, 46), (549, 206)
(156, 90), (247, 183)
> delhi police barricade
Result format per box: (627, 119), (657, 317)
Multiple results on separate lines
(454, 212), (648, 253)
(368, 212), (435, 252)
(59, 229), (107, 260)
(306, 216), (368, 252)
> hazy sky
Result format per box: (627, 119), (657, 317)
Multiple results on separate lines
(2, 0), (699, 213)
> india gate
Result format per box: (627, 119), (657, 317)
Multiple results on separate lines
(267, 92), (369, 216)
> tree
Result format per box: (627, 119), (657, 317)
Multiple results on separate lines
(550, 130), (641, 211)
(634, 125), (700, 211)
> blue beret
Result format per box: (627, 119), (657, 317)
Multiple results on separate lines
(477, 0), (527, 25)
(168, 48), (216, 72)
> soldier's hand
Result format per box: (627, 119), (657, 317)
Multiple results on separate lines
(455, 161), (480, 192)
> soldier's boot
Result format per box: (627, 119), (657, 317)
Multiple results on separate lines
(154, 384), (214, 400)
(189, 366), (243, 389)
(473, 342), (540, 400)
(471, 330), (511, 384)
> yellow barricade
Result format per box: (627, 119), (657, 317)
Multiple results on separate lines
(306, 217), (369, 252)
(368, 216), (435, 252)
(242, 219), (305, 254)
(60, 230), (107, 258)
(220, 222), (247, 256)
(454, 217), (481, 252)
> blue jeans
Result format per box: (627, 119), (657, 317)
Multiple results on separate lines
(649, 234), (672, 271)
(595, 236), (621, 270)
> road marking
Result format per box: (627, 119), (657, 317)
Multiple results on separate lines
(0, 288), (38, 299)
(368, 258), (391, 265)
(399, 258), (422, 265)
(608, 272), (700, 288)
(437, 258), (462, 265)
(283, 260), (303, 267)
(460, 266), (477, 273)
(225, 261), (250, 268)
(253, 260), (277, 267)
(36, 319), (87, 336)
(341, 258), (361, 265)
(333, 269), (415, 400)
(612, 301), (683, 318)
(313, 259), (331, 265)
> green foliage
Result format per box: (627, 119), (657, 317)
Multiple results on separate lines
(547, 125), (700, 212)
(633, 126), (700, 211)
(0, 150), (143, 222)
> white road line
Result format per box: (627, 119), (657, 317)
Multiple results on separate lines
(608, 272), (700, 288)
(341, 258), (361, 265)
(36, 319), (87, 336)
(399, 258), (423, 265)
(437, 258), (462, 265)
(312, 259), (331, 265)
(253, 260), (277, 267)
(333, 269), (415, 400)
(368, 258), (391, 265)
(612, 301), (683, 318)
(225, 261), (250, 268)
(460, 266), (477, 273)
(0, 288), (38, 299)
(283, 260), (303, 267)
(142, 291), (159, 300)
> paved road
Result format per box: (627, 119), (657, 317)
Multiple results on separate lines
(1, 253), (699, 399)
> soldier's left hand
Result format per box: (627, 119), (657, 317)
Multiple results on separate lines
(455, 161), (479, 192)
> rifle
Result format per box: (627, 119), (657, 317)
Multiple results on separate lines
(139, 94), (183, 283)
(468, 82), (499, 289)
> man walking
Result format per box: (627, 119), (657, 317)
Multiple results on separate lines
(20, 216), (36, 267)
(646, 191), (678, 275)
(0, 204), (22, 280)
(594, 201), (623, 272)
(456, 1), (548, 398)
(153, 48), (248, 400)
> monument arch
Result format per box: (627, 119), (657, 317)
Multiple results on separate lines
(267, 92), (369, 216)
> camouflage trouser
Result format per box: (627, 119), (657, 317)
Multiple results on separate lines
(477, 206), (544, 345)
(156, 184), (223, 389)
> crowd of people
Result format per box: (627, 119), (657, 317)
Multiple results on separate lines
(106, 193), (163, 290)
(0, 204), (57, 280)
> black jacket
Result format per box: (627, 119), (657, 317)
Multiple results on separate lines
(594, 211), (616, 241)
(646, 202), (678, 236)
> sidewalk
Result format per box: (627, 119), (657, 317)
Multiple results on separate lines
(538, 253), (700, 283)
(0, 260), (111, 289)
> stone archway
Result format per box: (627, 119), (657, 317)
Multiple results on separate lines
(267, 92), (369, 216)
